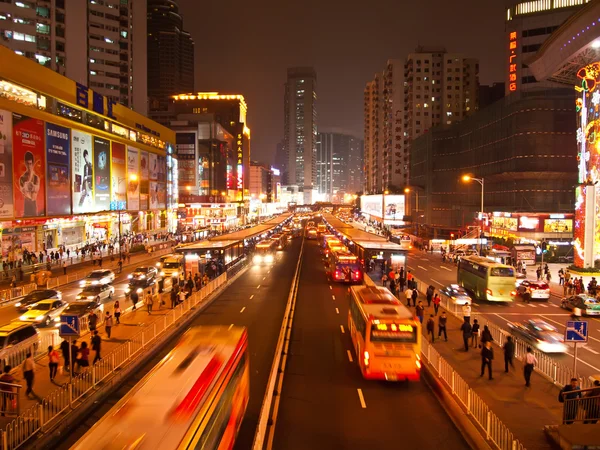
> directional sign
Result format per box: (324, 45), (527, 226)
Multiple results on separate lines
(565, 320), (588, 343)
(59, 314), (81, 337)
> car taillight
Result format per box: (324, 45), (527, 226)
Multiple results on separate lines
(335, 271), (340, 279)
(486, 289), (493, 296)
(353, 271), (361, 279)
(510, 291), (516, 296)
(363, 351), (370, 367)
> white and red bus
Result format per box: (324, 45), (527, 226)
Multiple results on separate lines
(72, 326), (249, 450)
(348, 285), (421, 381)
(327, 250), (363, 283)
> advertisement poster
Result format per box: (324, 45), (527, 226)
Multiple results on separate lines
(544, 218), (572, 233)
(111, 142), (126, 210)
(127, 146), (139, 210)
(72, 129), (94, 213)
(13, 113), (45, 217)
(518, 216), (539, 231)
(45, 123), (71, 216)
(0, 110), (14, 218)
(149, 153), (158, 180)
(157, 182), (166, 209)
(361, 194), (383, 218)
(93, 137), (110, 211)
(149, 181), (159, 209)
(157, 156), (166, 182)
(383, 195), (406, 220)
(140, 150), (148, 180)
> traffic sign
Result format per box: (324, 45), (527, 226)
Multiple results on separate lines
(59, 314), (81, 337)
(565, 321), (588, 343)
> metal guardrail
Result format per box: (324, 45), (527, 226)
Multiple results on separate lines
(0, 383), (22, 418)
(0, 272), (228, 449)
(560, 386), (600, 424)
(0, 285), (37, 307)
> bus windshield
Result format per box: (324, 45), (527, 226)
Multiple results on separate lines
(370, 322), (418, 343)
(490, 267), (514, 277)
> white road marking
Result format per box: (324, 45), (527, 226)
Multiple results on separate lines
(538, 304), (548, 308)
(429, 265), (440, 271)
(347, 350), (353, 362)
(250, 295), (254, 300)
(431, 279), (444, 287)
(418, 265), (428, 271)
(240, 307), (246, 313)
(407, 265), (415, 271)
(332, 295), (336, 301)
(472, 303), (480, 307)
(257, 285), (261, 289)
(336, 308), (339, 314)
(484, 312), (567, 316)
(357, 389), (367, 408)
(528, 304), (537, 308)
(330, 285), (333, 290)
(340, 325), (345, 334)
(263, 277), (266, 281)
(516, 303), (525, 308)
(582, 346), (600, 355)
(228, 324), (234, 330)
(440, 266), (452, 272)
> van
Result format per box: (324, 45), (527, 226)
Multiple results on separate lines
(0, 322), (41, 369)
(158, 254), (184, 279)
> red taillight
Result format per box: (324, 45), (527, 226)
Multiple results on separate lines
(335, 271), (340, 279)
(486, 289), (492, 296)
(510, 291), (516, 296)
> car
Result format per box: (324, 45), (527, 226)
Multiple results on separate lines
(14, 289), (62, 313)
(80, 269), (116, 287)
(75, 284), (115, 302)
(561, 294), (600, 316)
(508, 319), (567, 353)
(128, 266), (158, 283)
(516, 280), (551, 301)
(440, 284), (472, 305)
(18, 299), (68, 327)
(0, 322), (40, 363)
(63, 299), (104, 316)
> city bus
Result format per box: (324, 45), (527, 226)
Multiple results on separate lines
(323, 237), (345, 258)
(348, 285), (421, 381)
(253, 239), (277, 264)
(457, 256), (517, 302)
(72, 326), (249, 450)
(270, 233), (289, 250)
(326, 250), (363, 283)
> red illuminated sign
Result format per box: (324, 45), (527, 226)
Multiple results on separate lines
(508, 31), (518, 92)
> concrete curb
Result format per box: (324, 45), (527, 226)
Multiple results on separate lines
(24, 262), (250, 449)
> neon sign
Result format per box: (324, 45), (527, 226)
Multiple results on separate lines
(508, 31), (518, 92)
(236, 133), (243, 190)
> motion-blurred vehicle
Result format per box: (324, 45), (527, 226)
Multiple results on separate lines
(305, 227), (318, 239)
(516, 280), (551, 302)
(14, 289), (62, 313)
(18, 299), (68, 327)
(80, 269), (116, 287)
(508, 319), (567, 353)
(253, 239), (277, 264)
(156, 254), (184, 279)
(561, 294), (600, 316)
(0, 322), (40, 362)
(63, 299), (105, 317)
(128, 266), (158, 283)
(440, 284), (472, 305)
(75, 284), (115, 302)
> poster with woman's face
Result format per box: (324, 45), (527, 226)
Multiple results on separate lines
(149, 153), (158, 180)
(72, 130), (94, 214)
(127, 146), (139, 210)
(140, 151), (148, 180)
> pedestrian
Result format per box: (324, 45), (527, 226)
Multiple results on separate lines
(0, 365), (15, 414)
(130, 289), (138, 310)
(426, 315), (435, 343)
(22, 352), (35, 397)
(48, 346), (59, 381)
(411, 288), (418, 308)
(62, 260), (67, 275)
(381, 273), (388, 287)
(114, 300), (121, 324)
(471, 319), (480, 348)
(524, 346), (537, 387)
(71, 340), (79, 373)
(88, 310), (98, 333)
(145, 290), (153, 314)
(78, 342), (90, 369)
(498, 336), (514, 373)
(170, 288), (177, 309)
(91, 330), (102, 363)
(462, 303), (471, 323)
(438, 312), (448, 341)
(153, 288), (161, 310)
(480, 341), (494, 380)
(460, 319), (472, 351)
(178, 289), (186, 305)
(105, 312), (113, 338)
(426, 285), (434, 307)
(415, 301), (425, 324)
(584, 380), (600, 424)
(480, 325), (493, 345)
(559, 378), (582, 424)
(433, 293), (441, 316)
(404, 287), (413, 307)
(60, 339), (70, 372)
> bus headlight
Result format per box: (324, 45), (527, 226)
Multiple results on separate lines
(253, 255), (262, 264)
(265, 254), (274, 263)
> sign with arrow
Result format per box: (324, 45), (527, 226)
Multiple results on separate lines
(565, 320), (588, 343)
(59, 314), (81, 337)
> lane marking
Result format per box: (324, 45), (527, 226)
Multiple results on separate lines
(336, 308), (339, 314)
(250, 295), (255, 300)
(407, 265), (415, 270)
(516, 304), (525, 308)
(268, 270), (271, 274)
(440, 266), (452, 272)
(332, 295), (336, 301)
(528, 304), (537, 308)
(431, 279), (444, 287)
(228, 324), (234, 330)
(240, 307), (246, 313)
(538, 304), (548, 308)
(429, 265), (440, 271)
(418, 265), (428, 271)
(330, 285), (333, 290)
(263, 277), (266, 281)
(357, 389), (367, 408)
(347, 350), (353, 362)
(340, 325), (345, 334)
(583, 346), (600, 355)
(257, 285), (261, 289)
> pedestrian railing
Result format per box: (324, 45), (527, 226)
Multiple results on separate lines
(0, 332), (59, 374)
(422, 338), (527, 450)
(0, 285), (37, 307)
(560, 388), (600, 424)
(0, 383), (22, 418)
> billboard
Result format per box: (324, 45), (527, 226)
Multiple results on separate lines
(13, 113), (45, 217)
(94, 137), (110, 211)
(157, 182), (166, 209)
(111, 142), (126, 210)
(72, 130), (94, 213)
(140, 150), (148, 180)
(149, 181), (159, 209)
(139, 151), (149, 211)
(149, 152), (158, 180)
(176, 132), (196, 185)
(0, 110), (13, 218)
(360, 194), (406, 221)
(127, 146), (139, 210)
(544, 218), (572, 233)
(45, 123), (71, 216)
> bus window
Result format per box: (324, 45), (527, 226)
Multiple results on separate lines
(490, 267), (515, 277)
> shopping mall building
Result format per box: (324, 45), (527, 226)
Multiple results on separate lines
(0, 46), (177, 256)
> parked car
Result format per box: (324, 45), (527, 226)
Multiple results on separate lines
(14, 289), (62, 313)
(18, 299), (68, 327)
(80, 269), (116, 287)
(561, 294), (600, 316)
(440, 284), (472, 305)
(508, 319), (567, 353)
(516, 280), (551, 302)
(75, 284), (115, 302)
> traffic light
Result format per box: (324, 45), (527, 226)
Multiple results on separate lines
(541, 241), (548, 253)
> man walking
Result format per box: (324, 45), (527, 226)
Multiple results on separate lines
(22, 352), (35, 397)
(404, 286), (413, 307)
(503, 336), (515, 373)
(411, 288), (418, 308)
(433, 293), (441, 316)
(559, 378), (582, 423)
(480, 341), (494, 380)
(88, 310), (98, 334)
(105, 312), (113, 339)
(438, 312), (448, 341)
(524, 346), (537, 387)
(460, 319), (472, 352)
(426, 285), (434, 307)
(415, 301), (425, 324)
(462, 303), (471, 323)
(471, 319), (480, 348)
(426, 315), (435, 343)
(60, 338), (70, 372)
(92, 330), (102, 364)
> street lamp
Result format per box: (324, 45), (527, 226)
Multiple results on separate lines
(461, 175), (484, 254)
(404, 187), (420, 237)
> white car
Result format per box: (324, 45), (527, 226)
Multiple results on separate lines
(80, 269), (116, 287)
(18, 299), (68, 327)
(75, 284), (115, 302)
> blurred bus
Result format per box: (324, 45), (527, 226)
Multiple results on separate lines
(72, 326), (249, 450)
(326, 250), (363, 283)
(323, 237), (345, 258)
(457, 256), (516, 302)
(348, 285), (421, 381)
(270, 233), (289, 251)
(305, 227), (318, 239)
(253, 239), (277, 264)
(317, 223), (327, 236)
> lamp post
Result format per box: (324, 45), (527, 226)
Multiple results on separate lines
(461, 175), (484, 254)
(404, 187), (420, 238)
(381, 190), (389, 232)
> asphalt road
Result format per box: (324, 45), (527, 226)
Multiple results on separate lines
(272, 237), (468, 450)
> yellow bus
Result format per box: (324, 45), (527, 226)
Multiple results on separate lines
(72, 326), (249, 449)
(348, 285), (421, 381)
(457, 256), (516, 302)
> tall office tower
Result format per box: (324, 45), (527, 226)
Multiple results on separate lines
(316, 131), (364, 200)
(0, 0), (147, 113)
(505, 0), (591, 94)
(274, 141), (288, 185)
(347, 138), (364, 194)
(363, 74), (383, 194)
(284, 67), (317, 205)
(147, 0), (194, 112)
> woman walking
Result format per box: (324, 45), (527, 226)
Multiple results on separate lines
(48, 346), (60, 381)
(113, 300), (121, 324)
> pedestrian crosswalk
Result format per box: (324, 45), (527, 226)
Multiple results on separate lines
(474, 301), (560, 309)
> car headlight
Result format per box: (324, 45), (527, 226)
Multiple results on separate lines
(172, 271), (178, 277)
(156, 262), (161, 267)
(87, 296), (95, 300)
(253, 255), (262, 264)
(128, 274), (133, 279)
(35, 315), (45, 321)
(79, 281), (86, 287)
(160, 271), (165, 276)
(136, 288), (143, 293)
(54, 317), (60, 322)
(124, 287), (131, 294)
(91, 280), (98, 285)
(140, 275), (146, 279)
(15, 302), (21, 307)
(76, 295), (82, 300)
(265, 255), (274, 263)
(19, 315), (27, 321)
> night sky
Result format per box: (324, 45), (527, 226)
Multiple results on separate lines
(178, 0), (506, 165)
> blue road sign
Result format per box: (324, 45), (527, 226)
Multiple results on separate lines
(59, 314), (81, 337)
(565, 321), (588, 343)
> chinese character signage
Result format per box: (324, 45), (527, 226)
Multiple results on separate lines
(508, 31), (518, 92)
(237, 133), (243, 190)
(110, 142), (126, 210)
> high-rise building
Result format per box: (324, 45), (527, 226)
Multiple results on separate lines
(316, 131), (364, 200)
(274, 140), (287, 185)
(147, 0), (194, 112)
(504, 0), (591, 94)
(284, 67), (317, 205)
(249, 162), (270, 200)
(0, 0), (147, 113)
(479, 82), (506, 109)
(364, 49), (479, 193)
